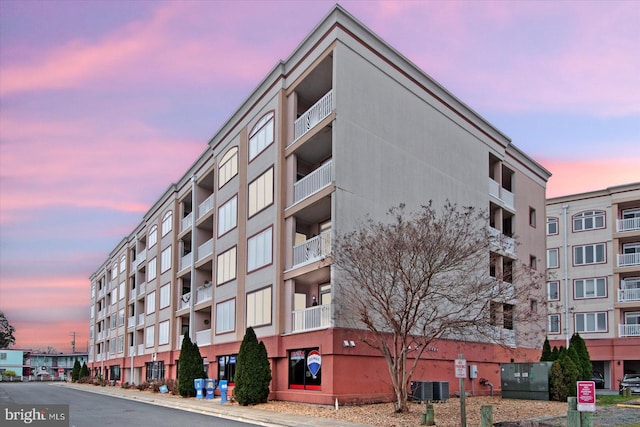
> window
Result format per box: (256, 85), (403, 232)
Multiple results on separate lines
(249, 112), (274, 161)
(161, 211), (173, 236)
(149, 225), (158, 248)
(574, 243), (606, 265)
(0, 353), (6, 360)
(119, 281), (125, 300)
(575, 312), (607, 333)
(547, 281), (560, 301)
(145, 361), (164, 381)
(573, 210), (605, 231)
(247, 227), (272, 272)
(112, 262), (118, 278)
(109, 338), (115, 354)
(117, 336), (124, 353)
(529, 207), (536, 227)
(548, 314), (560, 334)
(216, 246), (237, 285)
(547, 248), (559, 269)
(146, 291), (156, 315)
(530, 255), (537, 270)
(503, 303), (514, 330)
(147, 257), (157, 281)
(160, 283), (170, 309)
(158, 320), (169, 345)
(546, 217), (558, 235)
(161, 246), (172, 273)
(248, 167), (274, 217)
(119, 255), (126, 275)
(218, 355), (237, 385)
(216, 299), (235, 334)
(489, 301), (499, 326)
(118, 308), (125, 326)
(575, 277), (607, 299)
(289, 348), (321, 390)
(218, 196), (237, 236)
(625, 312), (640, 326)
(110, 316), (116, 329)
(218, 147), (238, 188)
(145, 325), (155, 347)
(110, 365), (121, 381)
(247, 286), (272, 327)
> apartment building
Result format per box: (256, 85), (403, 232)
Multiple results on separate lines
(546, 183), (640, 390)
(88, 5), (550, 404)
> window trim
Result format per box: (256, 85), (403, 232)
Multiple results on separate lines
(248, 166), (274, 218)
(547, 281), (560, 301)
(572, 210), (606, 233)
(548, 314), (561, 334)
(160, 246), (172, 273)
(217, 194), (238, 238)
(246, 285), (273, 328)
(158, 320), (170, 345)
(546, 217), (559, 236)
(247, 226), (273, 273)
(216, 246), (237, 286)
(529, 207), (537, 228)
(248, 111), (275, 162)
(573, 242), (607, 266)
(547, 248), (560, 269)
(161, 211), (173, 237)
(574, 311), (608, 333)
(574, 277), (607, 300)
(149, 225), (158, 248)
(215, 298), (236, 335)
(218, 147), (239, 190)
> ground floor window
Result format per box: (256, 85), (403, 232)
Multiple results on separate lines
(218, 355), (237, 385)
(145, 361), (165, 381)
(110, 365), (121, 381)
(289, 348), (321, 390)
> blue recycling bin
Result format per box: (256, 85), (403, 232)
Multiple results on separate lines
(194, 378), (204, 399)
(205, 379), (217, 399)
(219, 380), (228, 403)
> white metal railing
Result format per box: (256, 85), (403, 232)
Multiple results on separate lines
(293, 90), (334, 142)
(95, 354), (102, 362)
(618, 287), (640, 302)
(133, 249), (147, 269)
(619, 324), (640, 337)
(294, 160), (332, 204)
(138, 282), (146, 296)
(97, 331), (105, 341)
(617, 217), (640, 232)
(180, 293), (191, 310)
(196, 286), (212, 304)
(137, 344), (144, 356)
(181, 213), (193, 233)
(292, 304), (332, 333)
(197, 238), (214, 262)
(127, 316), (135, 329)
(137, 314), (144, 327)
(292, 230), (332, 267)
(488, 178), (515, 211)
(195, 329), (212, 346)
(198, 194), (215, 219)
(178, 334), (184, 350)
(180, 253), (193, 271)
(618, 253), (640, 267)
(489, 227), (516, 257)
(488, 178), (500, 199)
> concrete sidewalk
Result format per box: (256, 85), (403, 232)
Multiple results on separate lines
(54, 383), (373, 427)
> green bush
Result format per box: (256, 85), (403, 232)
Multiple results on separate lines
(177, 334), (207, 397)
(80, 362), (90, 379)
(540, 338), (553, 362)
(570, 333), (592, 381)
(71, 359), (81, 382)
(550, 352), (580, 401)
(234, 327), (272, 406)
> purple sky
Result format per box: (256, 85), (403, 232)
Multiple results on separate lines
(1, 0), (639, 353)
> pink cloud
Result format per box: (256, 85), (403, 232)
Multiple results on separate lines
(539, 157), (640, 198)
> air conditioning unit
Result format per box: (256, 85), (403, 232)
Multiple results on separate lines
(410, 380), (433, 401)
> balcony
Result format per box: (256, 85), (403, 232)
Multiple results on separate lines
(489, 327), (516, 348)
(488, 178), (515, 211)
(132, 249), (147, 270)
(195, 329), (212, 346)
(137, 313), (144, 327)
(180, 293), (191, 310)
(291, 304), (332, 333)
(619, 324), (640, 337)
(617, 217), (640, 233)
(127, 316), (135, 329)
(181, 213), (193, 233)
(180, 253), (193, 271)
(619, 279), (640, 302)
(197, 238), (214, 262)
(293, 160), (332, 205)
(489, 227), (516, 257)
(137, 344), (144, 356)
(618, 253), (640, 267)
(138, 282), (146, 296)
(196, 286), (212, 304)
(128, 347), (135, 357)
(293, 90), (334, 142)
(292, 230), (332, 268)
(198, 194), (214, 220)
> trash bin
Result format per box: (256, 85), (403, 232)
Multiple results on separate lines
(219, 380), (228, 403)
(194, 378), (204, 400)
(205, 378), (217, 399)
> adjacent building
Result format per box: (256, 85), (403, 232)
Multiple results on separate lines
(0, 349), (88, 381)
(88, 5), (550, 404)
(546, 183), (640, 390)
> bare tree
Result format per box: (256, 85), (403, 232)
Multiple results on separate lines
(333, 202), (544, 413)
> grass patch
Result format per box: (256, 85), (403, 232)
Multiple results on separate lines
(596, 394), (635, 406)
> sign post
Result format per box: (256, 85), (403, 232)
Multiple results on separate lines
(455, 355), (467, 427)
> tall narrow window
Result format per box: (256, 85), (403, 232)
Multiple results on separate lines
(149, 225), (158, 248)
(145, 325), (155, 348)
(216, 299), (235, 334)
(247, 227), (272, 272)
(547, 248), (559, 269)
(547, 281), (560, 301)
(246, 286), (272, 327)
(546, 217), (558, 235)
(248, 167), (274, 217)
(161, 246), (172, 273)
(146, 291), (156, 315)
(147, 257), (157, 281)
(249, 112), (274, 161)
(548, 314), (560, 334)
(159, 283), (170, 308)
(529, 207), (536, 227)
(161, 211), (173, 236)
(158, 320), (169, 345)
(218, 196), (237, 236)
(219, 147), (238, 188)
(216, 246), (237, 285)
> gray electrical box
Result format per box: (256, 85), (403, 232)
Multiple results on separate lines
(500, 362), (552, 401)
(469, 365), (478, 379)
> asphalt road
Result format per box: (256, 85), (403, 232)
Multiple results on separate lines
(0, 382), (259, 427)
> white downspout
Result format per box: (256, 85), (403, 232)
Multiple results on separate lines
(562, 204), (570, 348)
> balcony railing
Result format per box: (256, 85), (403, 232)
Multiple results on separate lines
(618, 287), (640, 302)
(195, 329), (212, 346)
(488, 178), (515, 211)
(293, 90), (334, 142)
(138, 282), (146, 296)
(180, 253), (193, 271)
(292, 230), (332, 268)
(132, 249), (147, 270)
(293, 160), (332, 205)
(137, 314), (144, 327)
(617, 217), (640, 233)
(292, 304), (332, 333)
(181, 213), (193, 233)
(180, 293), (191, 310)
(197, 238), (214, 262)
(196, 285), (212, 304)
(618, 253), (640, 267)
(127, 316), (135, 329)
(619, 324), (640, 337)
(489, 227), (516, 257)
(198, 194), (215, 220)
(137, 344), (144, 356)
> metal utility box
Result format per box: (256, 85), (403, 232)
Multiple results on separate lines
(410, 380), (433, 401)
(500, 362), (552, 401)
(432, 381), (449, 402)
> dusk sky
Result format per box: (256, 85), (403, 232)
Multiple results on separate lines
(1, 1), (639, 353)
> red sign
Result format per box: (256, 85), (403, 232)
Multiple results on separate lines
(577, 381), (596, 412)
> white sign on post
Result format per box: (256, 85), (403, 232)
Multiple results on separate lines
(577, 381), (596, 412)
(455, 359), (467, 378)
